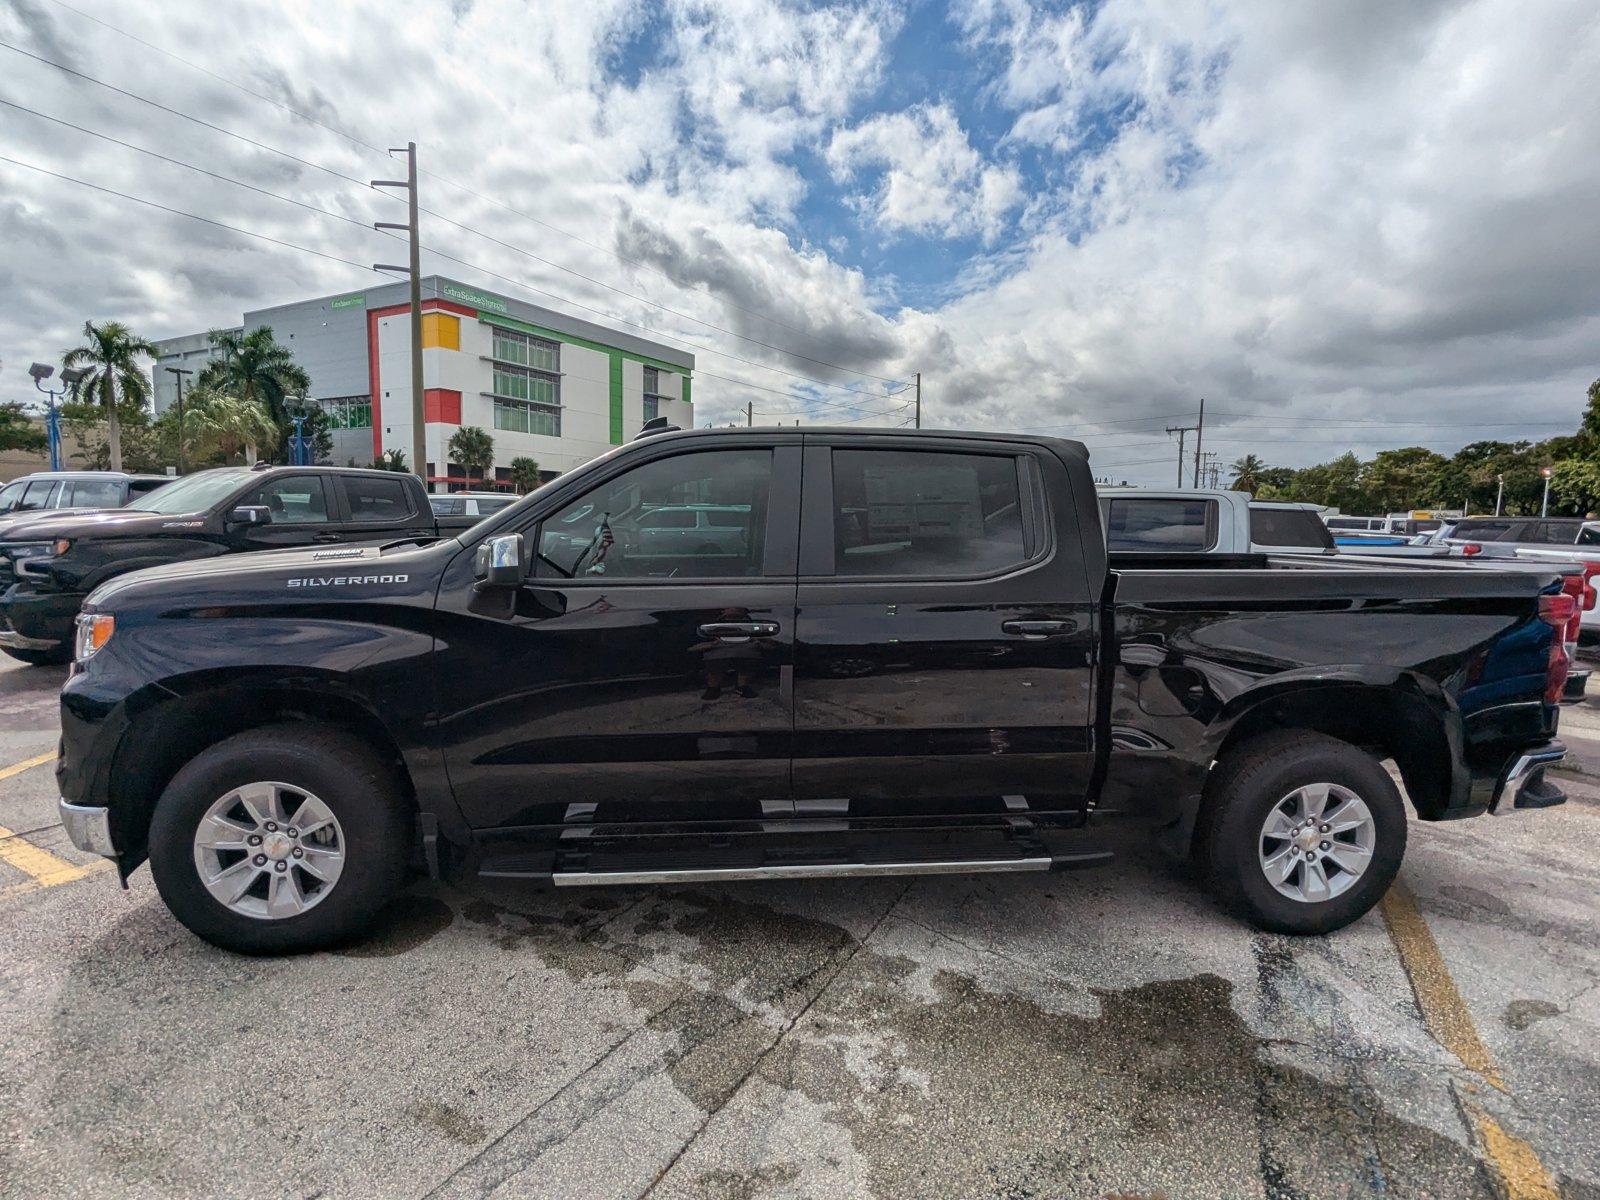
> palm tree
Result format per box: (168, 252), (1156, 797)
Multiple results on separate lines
(508, 456), (541, 494)
(184, 389), (279, 465)
(449, 426), (496, 486)
(62, 320), (156, 471)
(1229, 454), (1268, 495)
(197, 326), (311, 434)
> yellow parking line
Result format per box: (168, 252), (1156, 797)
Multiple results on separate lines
(1379, 877), (1503, 1087)
(0, 749), (94, 891)
(1382, 878), (1564, 1197)
(1467, 1105), (1561, 1200)
(0, 749), (55, 781)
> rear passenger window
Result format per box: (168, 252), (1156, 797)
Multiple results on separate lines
(829, 450), (1027, 577)
(1250, 508), (1334, 549)
(1104, 498), (1216, 552)
(65, 479), (124, 508)
(345, 476), (411, 521)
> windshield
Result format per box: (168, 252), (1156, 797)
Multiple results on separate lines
(128, 470), (251, 515)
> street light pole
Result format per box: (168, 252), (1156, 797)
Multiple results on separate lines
(1541, 466), (1553, 518)
(165, 366), (193, 474)
(27, 362), (80, 471)
(1495, 473), (1504, 516)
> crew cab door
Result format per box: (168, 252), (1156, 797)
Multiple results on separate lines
(792, 437), (1097, 828)
(432, 437), (801, 833)
(332, 474), (439, 544)
(225, 474), (340, 551)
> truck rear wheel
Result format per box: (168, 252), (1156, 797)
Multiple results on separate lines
(148, 724), (411, 955)
(1197, 731), (1406, 935)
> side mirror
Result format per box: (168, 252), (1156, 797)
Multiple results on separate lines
(474, 534), (527, 586)
(227, 505), (273, 526)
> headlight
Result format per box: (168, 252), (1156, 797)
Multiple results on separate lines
(74, 613), (114, 662)
(7, 541), (56, 561)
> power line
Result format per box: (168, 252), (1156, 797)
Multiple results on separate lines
(33, 1), (890, 351)
(0, 154), (377, 273)
(0, 48), (907, 407)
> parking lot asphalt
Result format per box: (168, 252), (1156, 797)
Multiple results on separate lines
(1, 654), (1597, 1200)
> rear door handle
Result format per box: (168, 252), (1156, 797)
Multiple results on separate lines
(1002, 619), (1072, 639)
(698, 621), (779, 642)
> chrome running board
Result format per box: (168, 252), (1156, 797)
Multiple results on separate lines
(551, 857), (1053, 887)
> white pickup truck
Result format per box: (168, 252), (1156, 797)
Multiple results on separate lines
(1098, 488), (1335, 555)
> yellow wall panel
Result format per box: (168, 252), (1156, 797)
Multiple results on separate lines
(421, 312), (460, 350)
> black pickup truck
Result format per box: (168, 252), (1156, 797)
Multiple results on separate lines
(0, 465), (475, 664)
(55, 428), (1569, 953)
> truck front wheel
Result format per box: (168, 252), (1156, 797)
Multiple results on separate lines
(148, 724), (412, 954)
(1198, 731), (1406, 935)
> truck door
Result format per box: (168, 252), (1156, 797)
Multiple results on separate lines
(332, 474), (439, 545)
(432, 437), (801, 834)
(792, 437), (1097, 829)
(227, 474), (340, 551)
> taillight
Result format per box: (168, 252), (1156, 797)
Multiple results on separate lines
(1559, 576), (1586, 643)
(1539, 593), (1576, 703)
(1581, 561), (1600, 612)
(1461, 543), (1482, 556)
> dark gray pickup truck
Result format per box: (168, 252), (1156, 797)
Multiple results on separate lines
(54, 428), (1569, 954)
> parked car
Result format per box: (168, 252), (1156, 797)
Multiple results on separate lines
(0, 471), (170, 537)
(0, 465), (482, 665)
(55, 428), (1569, 954)
(429, 491), (519, 520)
(1098, 488), (1335, 555)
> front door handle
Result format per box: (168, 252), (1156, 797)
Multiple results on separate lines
(698, 621), (780, 642)
(312, 532), (344, 544)
(1002, 619), (1072, 639)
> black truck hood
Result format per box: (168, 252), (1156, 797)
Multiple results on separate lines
(0, 508), (200, 541)
(85, 539), (458, 608)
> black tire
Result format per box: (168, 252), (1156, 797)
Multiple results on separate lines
(148, 723), (412, 954)
(2, 643), (71, 666)
(1196, 730), (1406, 935)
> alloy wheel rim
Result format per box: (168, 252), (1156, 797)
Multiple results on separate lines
(191, 781), (345, 920)
(1257, 782), (1375, 904)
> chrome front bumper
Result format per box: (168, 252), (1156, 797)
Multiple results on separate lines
(1493, 741), (1567, 814)
(58, 799), (117, 857)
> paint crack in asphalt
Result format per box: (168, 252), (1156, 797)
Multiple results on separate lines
(635, 881), (915, 1200)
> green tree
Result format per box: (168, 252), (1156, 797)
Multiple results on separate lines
(182, 388), (279, 465)
(508, 456), (541, 494)
(197, 326), (311, 446)
(61, 320), (156, 471)
(0, 403), (47, 454)
(1228, 454), (1267, 495)
(373, 448), (408, 472)
(1359, 447), (1451, 514)
(448, 425), (495, 485)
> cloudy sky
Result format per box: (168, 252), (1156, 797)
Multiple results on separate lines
(1, 0), (1597, 483)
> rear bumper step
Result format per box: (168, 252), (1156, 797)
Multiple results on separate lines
(550, 857), (1053, 886)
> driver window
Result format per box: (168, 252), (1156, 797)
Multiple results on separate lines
(242, 476), (331, 524)
(536, 450), (770, 580)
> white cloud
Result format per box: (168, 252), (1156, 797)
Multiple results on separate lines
(1, 0), (1597, 481)
(826, 102), (1023, 242)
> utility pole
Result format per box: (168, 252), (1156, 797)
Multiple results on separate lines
(914, 372), (922, 428)
(1192, 398), (1205, 489)
(165, 366), (193, 474)
(373, 142), (426, 488)
(746, 401), (753, 427)
(1166, 415), (1199, 487)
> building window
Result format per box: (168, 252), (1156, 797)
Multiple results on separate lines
(316, 396), (372, 429)
(643, 366), (668, 424)
(493, 397), (561, 437)
(492, 327), (559, 373)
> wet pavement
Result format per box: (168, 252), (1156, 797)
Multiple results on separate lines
(1, 655), (1596, 1199)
